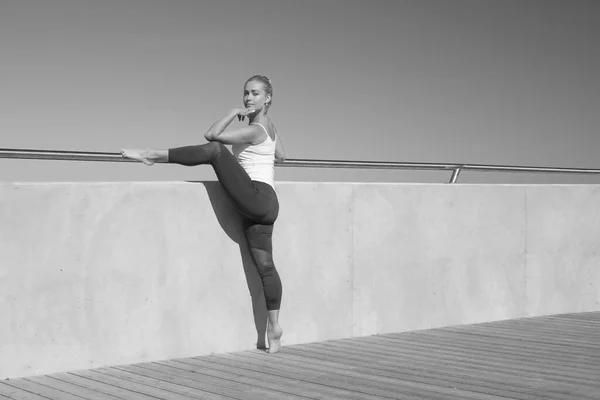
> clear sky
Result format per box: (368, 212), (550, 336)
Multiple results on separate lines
(1, 0), (599, 184)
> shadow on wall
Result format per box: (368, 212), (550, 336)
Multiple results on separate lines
(189, 181), (268, 350)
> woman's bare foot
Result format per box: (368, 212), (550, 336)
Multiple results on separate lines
(266, 323), (283, 354)
(120, 148), (155, 165)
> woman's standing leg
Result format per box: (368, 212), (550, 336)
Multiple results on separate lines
(244, 221), (283, 353)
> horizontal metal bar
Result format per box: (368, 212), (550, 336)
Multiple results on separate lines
(1, 148), (600, 175)
(281, 159), (600, 174)
(276, 158), (456, 170)
(456, 164), (600, 174)
(0, 148), (139, 163)
(277, 159), (600, 175)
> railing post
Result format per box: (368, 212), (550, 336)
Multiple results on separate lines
(449, 167), (462, 183)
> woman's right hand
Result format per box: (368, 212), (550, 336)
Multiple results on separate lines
(233, 107), (257, 122)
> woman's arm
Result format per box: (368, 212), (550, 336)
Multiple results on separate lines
(204, 108), (262, 145)
(274, 126), (286, 161)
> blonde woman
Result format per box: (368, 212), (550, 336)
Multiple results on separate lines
(121, 75), (286, 353)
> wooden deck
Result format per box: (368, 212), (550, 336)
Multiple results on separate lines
(2, 312), (599, 400)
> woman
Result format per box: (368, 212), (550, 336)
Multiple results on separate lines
(121, 75), (286, 354)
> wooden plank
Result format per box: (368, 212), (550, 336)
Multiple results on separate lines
(360, 335), (600, 382)
(279, 345), (483, 400)
(277, 346), (509, 400)
(24, 376), (121, 400)
(320, 338), (552, 389)
(233, 349), (359, 375)
(444, 316), (600, 335)
(442, 323), (600, 346)
(309, 337), (567, 377)
(102, 366), (249, 400)
(352, 336), (598, 398)
(171, 356), (357, 400)
(155, 359), (338, 399)
(0, 378), (83, 400)
(317, 336), (600, 400)
(290, 339), (600, 392)
(505, 317), (600, 331)
(411, 329), (597, 359)
(4, 311), (599, 400)
(343, 338), (600, 400)
(230, 350), (412, 389)
(382, 332), (600, 369)
(231, 348), (538, 400)
(490, 320), (600, 337)
(409, 331), (600, 367)
(148, 359), (325, 400)
(348, 334), (596, 374)
(179, 356), (382, 400)
(49, 372), (160, 400)
(113, 363), (289, 400)
(440, 329), (600, 357)
(0, 382), (48, 400)
(211, 352), (423, 400)
(72, 369), (195, 400)
(449, 325), (598, 339)
(550, 313), (600, 322)
(457, 315), (600, 332)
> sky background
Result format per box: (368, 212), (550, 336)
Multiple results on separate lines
(0, 0), (598, 184)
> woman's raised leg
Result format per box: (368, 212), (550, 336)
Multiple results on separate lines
(122, 143), (259, 215)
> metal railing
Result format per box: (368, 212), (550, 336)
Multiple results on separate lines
(1, 147), (600, 183)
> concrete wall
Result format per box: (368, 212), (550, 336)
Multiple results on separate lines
(1, 182), (599, 379)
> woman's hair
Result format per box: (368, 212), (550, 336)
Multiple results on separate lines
(246, 75), (273, 113)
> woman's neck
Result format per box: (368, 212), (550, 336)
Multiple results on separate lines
(248, 113), (268, 125)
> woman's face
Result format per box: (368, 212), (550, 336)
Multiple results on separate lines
(243, 80), (270, 112)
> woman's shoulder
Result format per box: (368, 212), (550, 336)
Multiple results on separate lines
(267, 118), (279, 136)
(255, 119), (276, 141)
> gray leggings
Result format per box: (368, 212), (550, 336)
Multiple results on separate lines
(168, 142), (282, 310)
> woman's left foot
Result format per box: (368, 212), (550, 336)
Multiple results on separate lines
(121, 149), (154, 165)
(266, 323), (283, 354)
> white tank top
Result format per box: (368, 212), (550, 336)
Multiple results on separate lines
(232, 122), (276, 188)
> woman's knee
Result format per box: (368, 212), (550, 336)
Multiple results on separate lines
(206, 141), (225, 155)
(255, 260), (277, 278)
